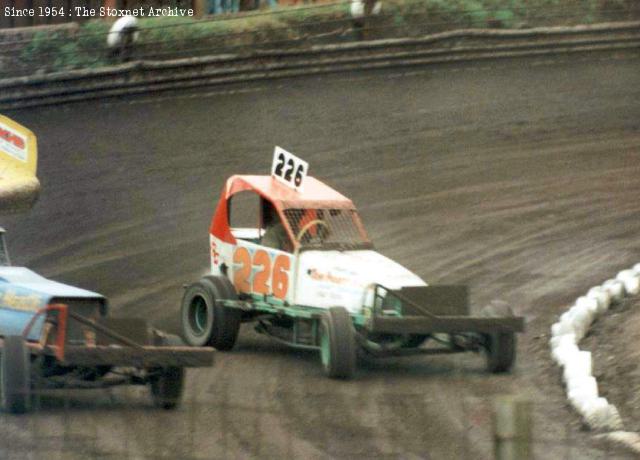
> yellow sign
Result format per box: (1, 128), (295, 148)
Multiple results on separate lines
(0, 114), (40, 212)
(0, 115), (37, 175)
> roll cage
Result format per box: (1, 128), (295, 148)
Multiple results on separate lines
(210, 175), (372, 251)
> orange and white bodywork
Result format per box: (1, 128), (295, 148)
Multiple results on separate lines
(185, 149), (523, 379)
(208, 173), (425, 314)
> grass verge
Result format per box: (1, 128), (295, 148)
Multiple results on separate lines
(10, 0), (639, 76)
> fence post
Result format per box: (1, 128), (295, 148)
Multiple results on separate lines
(493, 396), (532, 460)
(193, 0), (208, 18)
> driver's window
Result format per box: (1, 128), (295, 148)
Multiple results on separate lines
(261, 199), (293, 253)
(228, 192), (262, 243)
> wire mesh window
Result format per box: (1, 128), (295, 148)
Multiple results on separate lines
(282, 208), (372, 250)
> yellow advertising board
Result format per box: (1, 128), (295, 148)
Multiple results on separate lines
(0, 115), (40, 212)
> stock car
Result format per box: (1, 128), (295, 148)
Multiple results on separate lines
(181, 148), (524, 379)
(0, 228), (214, 413)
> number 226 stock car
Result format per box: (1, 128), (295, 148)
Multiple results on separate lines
(180, 148), (524, 379)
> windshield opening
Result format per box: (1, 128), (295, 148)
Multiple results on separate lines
(282, 208), (372, 250)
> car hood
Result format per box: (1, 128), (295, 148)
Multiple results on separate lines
(0, 267), (104, 299)
(0, 267), (104, 341)
(294, 250), (426, 312)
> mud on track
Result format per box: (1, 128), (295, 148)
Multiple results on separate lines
(2, 50), (640, 459)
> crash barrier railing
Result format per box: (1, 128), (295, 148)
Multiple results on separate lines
(0, 394), (635, 459)
(4, 2), (640, 79)
(1, 20), (639, 110)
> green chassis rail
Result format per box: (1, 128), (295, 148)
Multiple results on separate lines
(220, 284), (524, 352)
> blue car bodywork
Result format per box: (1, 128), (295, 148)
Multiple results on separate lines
(0, 267), (106, 341)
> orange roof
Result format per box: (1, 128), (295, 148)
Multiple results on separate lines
(225, 175), (355, 209)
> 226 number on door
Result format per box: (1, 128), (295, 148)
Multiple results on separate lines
(233, 247), (291, 300)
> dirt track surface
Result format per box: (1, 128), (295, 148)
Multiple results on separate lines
(2, 51), (640, 459)
(584, 295), (640, 434)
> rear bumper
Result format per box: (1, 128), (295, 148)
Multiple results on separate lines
(59, 345), (214, 368)
(366, 315), (525, 335)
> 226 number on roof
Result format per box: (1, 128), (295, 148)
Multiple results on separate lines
(271, 146), (308, 191)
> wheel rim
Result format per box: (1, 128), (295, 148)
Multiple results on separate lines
(320, 323), (330, 368)
(188, 295), (209, 336)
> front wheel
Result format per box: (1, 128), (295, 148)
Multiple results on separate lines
(319, 307), (356, 379)
(1, 336), (31, 414)
(149, 334), (185, 410)
(150, 367), (185, 410)
(485, 332), (516, 373)
(480, 302), (516, 373)
(181, 276), (241, 350)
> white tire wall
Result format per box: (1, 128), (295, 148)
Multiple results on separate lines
(549, 268), (640, 432)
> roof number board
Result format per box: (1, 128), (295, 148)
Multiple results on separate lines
(271, 146), (308, 192)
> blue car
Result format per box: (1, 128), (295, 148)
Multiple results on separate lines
(0, 229), (213, 414)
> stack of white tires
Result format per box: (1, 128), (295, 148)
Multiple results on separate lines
(549, 264), (640, 431)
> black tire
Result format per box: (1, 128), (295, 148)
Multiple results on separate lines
(319, 307), (356, 379)
(1, 336), (31, 414)
(480, 302), (516, 373)
(150, 367), (185, 410)
(149, 334), (185, 410)
(180, 275), (241, 350)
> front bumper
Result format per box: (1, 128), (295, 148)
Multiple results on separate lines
(366, 315), (525, 335)
(57, 345), (214, 368)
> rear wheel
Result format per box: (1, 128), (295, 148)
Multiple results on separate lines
(319, 307), (356, 379)
(480, 302), (516, 373)
(181, 276), (241, 350)
(149, 334), (185, 410)
(1, 336), (31, 414)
